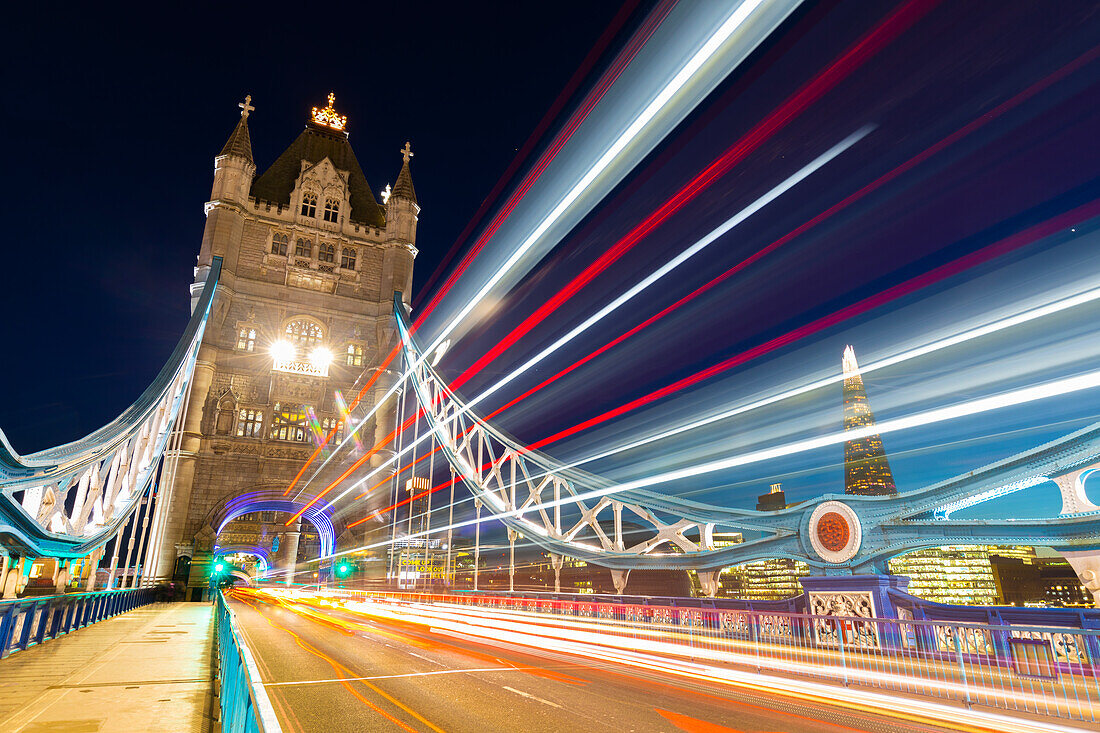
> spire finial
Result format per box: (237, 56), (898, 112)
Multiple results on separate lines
(311, 92), (347, 131)
(400, 141), (414, 163)
(239, 94), (255, 119)
(380, 184), (392, 204)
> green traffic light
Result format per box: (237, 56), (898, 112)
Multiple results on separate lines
(335, 561), (352, 578)
(214, 562), (225, 573)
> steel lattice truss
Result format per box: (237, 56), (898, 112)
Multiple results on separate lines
(0, 258), (222, 558)
(396, 296), (1100, 574)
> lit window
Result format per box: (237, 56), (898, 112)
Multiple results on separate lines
(301, 192), (317, 218)
(236, 327), (256, 352)
(324, 199), (340, 223)
(320, 417), (344, 442)
(271, 402), (310, 442)
(270, 233), (288, 256)
(341, 247), (356, 270)
(319, 243), (335, 263)
(285, 319), (323, 346)
(236, 408), (263, 438)
(295, 238), (311, 258)
(345, 343), (363, 366)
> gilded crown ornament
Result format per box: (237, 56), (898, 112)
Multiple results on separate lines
(311, 92), (347, 131)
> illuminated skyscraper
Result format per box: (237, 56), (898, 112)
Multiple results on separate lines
(842, 346), (897, 496)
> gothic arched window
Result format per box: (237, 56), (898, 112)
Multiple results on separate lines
(345, 343), (363, 366)
(324, 199), (340, 223)
(340, 247), (356, 270)
(320, 417), (344, 442)
(295, 238), (311, 258)
(285, 319), (323, 346)
(236, 408), (263, 438)
(301, 192), (318, 218)
(236, 327), (256, 352)
(271, 402), (309, 442)
(270, 233), (288, 256)
(319, 243), (335, 263)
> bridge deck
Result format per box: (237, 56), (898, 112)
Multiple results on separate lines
(0, 602), (216, 732)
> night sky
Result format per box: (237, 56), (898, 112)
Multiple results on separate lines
(4, 1), (1100, 521)
(0, 1), (629, 452)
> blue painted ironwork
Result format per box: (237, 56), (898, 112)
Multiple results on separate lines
(216, 591), (281, 732)
(0, 587), (155, 658)
(395, 295), (1100, 575)
(0, 257), (222, 559)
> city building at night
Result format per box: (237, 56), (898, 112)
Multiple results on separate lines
(152, 94), (420, 597)
(842, 345), (897, 496)
(756, 482), (788, 511)
(990, 554), (1093, 607)
(887, 545), (1037, 605)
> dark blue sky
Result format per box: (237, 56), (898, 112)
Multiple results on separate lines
(0, 0), (634, 452)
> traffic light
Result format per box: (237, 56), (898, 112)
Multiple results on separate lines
(213, 560), (225, 574)
(335, 559), (354, 578)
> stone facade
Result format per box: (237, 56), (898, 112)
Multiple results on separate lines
(153, 96), (418, 587)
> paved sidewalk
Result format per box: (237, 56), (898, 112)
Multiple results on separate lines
(0, 602), (216, 732)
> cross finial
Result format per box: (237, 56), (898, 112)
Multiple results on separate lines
(327, 92), (336, 108)
(400, 141), (414, 163)
(239, 94), (255, 119)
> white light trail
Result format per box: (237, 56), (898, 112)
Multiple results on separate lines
(317, 365), (1100, 560)
(326, 128), (872, 507)
(292, 0), (795, 500)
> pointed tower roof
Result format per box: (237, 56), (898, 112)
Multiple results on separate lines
(391, 141), (418, 205)
(842, 345), (897, 496)
(219, 95), (255, 163)
(250, 93), (385, 227)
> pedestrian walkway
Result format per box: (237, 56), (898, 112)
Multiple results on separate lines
(0, 602), (216, 732)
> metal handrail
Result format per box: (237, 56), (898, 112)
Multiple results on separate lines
(215, 591), (281, 733)
(0, 587), (155, 658)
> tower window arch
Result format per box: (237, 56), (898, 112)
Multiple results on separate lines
(341, 247), (356, 270)
(301, 192), (318, 218)
(295, 238), (311, 258)
(324, 199), (340, 223)
(236, 408), (263, 438)
(285, 319), (323, 346)
(319, 243), (335, 263)
(270, 233), (288, 256)
(236, 327), (256, 352)
(271, 402), (310, 442)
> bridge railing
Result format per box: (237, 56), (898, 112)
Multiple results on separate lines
(327, 588), (1100, 724)
(0, 587), (155, 658)
(215, 591), (281, 733)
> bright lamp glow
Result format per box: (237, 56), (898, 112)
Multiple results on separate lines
(270, 340), (294, 362)
(309, 347), (334, 368)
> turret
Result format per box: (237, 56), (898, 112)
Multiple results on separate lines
(195, 96), (256, 293)
(382, 141), (418, 305)
(211, 95), (256, 205)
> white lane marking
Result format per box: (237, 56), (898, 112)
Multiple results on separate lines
(408, 651), (442, 665)
(264, 668), (518, 687)
(501, 686), (563, 709)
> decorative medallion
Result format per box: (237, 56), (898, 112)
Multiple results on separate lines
(808, 500), (861, 563)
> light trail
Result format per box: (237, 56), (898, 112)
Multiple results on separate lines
(285, 0), (798, 516)
(318, 128), (871, 513)
(447, 0), (940, 393)
(316, 343), (1100, 560)
(324, 40), (1099, 520)
(251, 589), (1091, 733)
(520, 199), (1100, 453)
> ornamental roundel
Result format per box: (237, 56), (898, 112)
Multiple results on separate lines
(808, 501), (862, 563)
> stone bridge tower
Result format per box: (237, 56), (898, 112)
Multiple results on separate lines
(153, 95), (419, 595)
